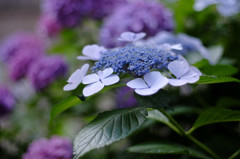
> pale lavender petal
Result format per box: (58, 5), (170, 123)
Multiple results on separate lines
(83, 81), (104, 97)
(63, 82), (81, 91)
(102, 75), (120, 86)
(135, 88), (159, 96)
(182, 75), (200, 83)
(118, 32), (146, 42)
(82, 44), (104, 60)
(168, 79), (188, 86)
(77, 56), (93, 60)
(144, 71), (168, 89)
(98, 68), (113, 79)
(82, 74), (99, 84)
(127, 78), (148, 89)
(168, 60), (189, 78)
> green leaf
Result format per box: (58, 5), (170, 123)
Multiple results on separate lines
(196, 76), (240, 84)
(147, 109), (180, 134)
(201, 65), (238, 76)
(50, 96), (82, 124)
(167, 105), (201, 116)
(216, 97), (240, 107)
(73, 107), (147, 159)
(128, 143), (211, 159)
(188, 107), (240, 134)
(193, 59), (210, 69)
(135, 90), (170, 109)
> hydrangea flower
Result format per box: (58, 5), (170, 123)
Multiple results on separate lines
(0, 86), (15, 117)
(194, 0), (240, 17)
(64, 32), (201, 97)
(0, 32), (45, 62)
(8, 48), (44, 81)
(23, 136), (72, 159)
(37, 14), (62, 37)
(167, 60), (202, 86)
(41, 0), (127, 28)
(27, 56), (68, 90)
(99, 0), (174, 48)
(63, 64), (89, 91)
(92, 45), (178, 77)
(127, 71), (168, 96)
(77, 45), (106, 61)
(82, 68), (119, 97)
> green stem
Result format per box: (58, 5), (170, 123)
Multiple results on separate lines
(228, 149), (240, 159)
(158, 108), (222, 159)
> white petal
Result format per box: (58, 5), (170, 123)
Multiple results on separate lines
(118, 32), (146, 42)
(67, 64), (89, 83)
(102, 75), (120, 86)
(150, 75), (168, 91)
(83, 82), (104, 97)
(98, 68), (113, 79)
(171, 44), (183, 50)
(168, 60), (189, 78)
(135, 88), (159, 96)
(82, 74), (99, 84)
(63, 82), (81, 91)
(77, 56), (92, 60)
(182, 75), (200, 83)
(82, 44), (105, 60)
(168, 79), (188, 86)
(67, 69), (82, 83)
(127, 78), (148, 89)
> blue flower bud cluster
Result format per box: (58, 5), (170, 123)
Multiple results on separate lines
(92, 45), (178, 77)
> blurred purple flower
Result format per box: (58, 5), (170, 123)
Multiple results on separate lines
(0, 32), (45, 62)
(8, 48), (45, 81)
(41, 0), (127, 28)
(86, 0), (127, 19)
(0, 86), (15, 117)
(27, 56), (68, 90)
(99, 0), (174, 48)
(37, 14), (62, 37)
(116, 86), (137, 108)
(23, 136), (72, 159)
(42, 0), (83, 27)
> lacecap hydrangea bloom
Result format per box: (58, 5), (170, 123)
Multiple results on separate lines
(23, 136), (72, 159)
(27, 56), (68, 90)
(194, 0), (240, 17)
(64, 32), (202, 97)
(0, 86), (15, 117)
(0, 32), (45, 62)
(99, 0), (174, 48)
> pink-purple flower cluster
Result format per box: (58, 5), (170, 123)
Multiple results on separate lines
(99, 0), (174, 48)
(39, 0), (127, 36)
(0, 32), (68, 90)
(28, 56), (68, 90)
(0, 86), (15, 117)
(23, 136), (72, 159)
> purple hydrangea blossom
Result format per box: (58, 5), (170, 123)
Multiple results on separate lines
(42, 0), (83, 27)
(8, 48), (45, 81)
(85, 0), (127, 19)
(41, 0), (127, 28)
(0, 86), (15, 117)
(23, 136), (72, 159)
(37, 14), (62, 37)
(0, 32), (45, 62)
(99, 0), (174, 48)
(27, 56), (68, 90)
(116, 86), (137, 108)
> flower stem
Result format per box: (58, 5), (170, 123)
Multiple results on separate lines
(158, 108), (222, 159)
